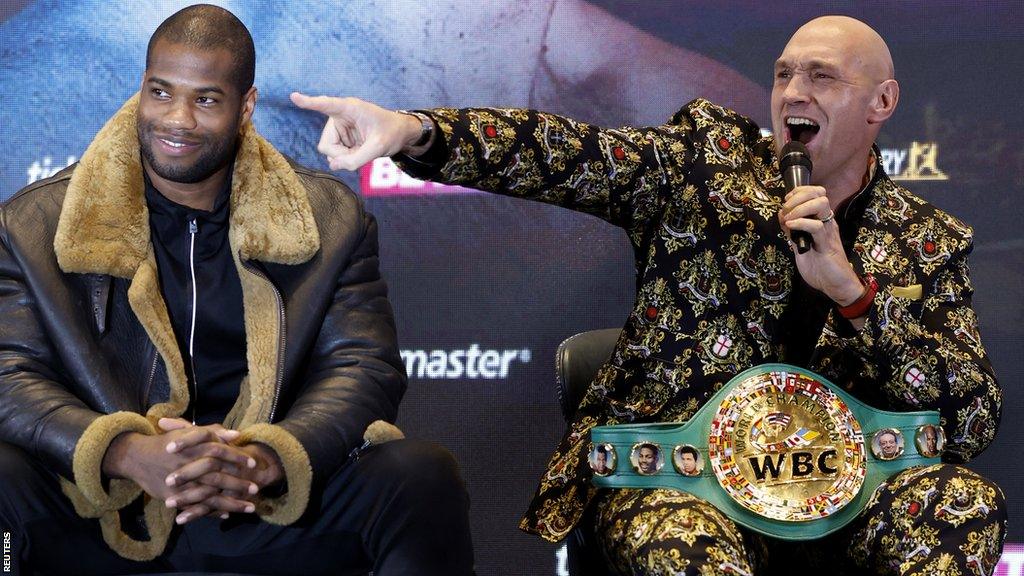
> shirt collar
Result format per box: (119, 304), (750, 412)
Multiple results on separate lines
(143, 164), (234, 225)
(834, 146), (883, 249)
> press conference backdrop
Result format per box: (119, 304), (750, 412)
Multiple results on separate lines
(1, 1), (1022, 573)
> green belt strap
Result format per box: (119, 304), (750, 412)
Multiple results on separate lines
(590, 364), (942, 540)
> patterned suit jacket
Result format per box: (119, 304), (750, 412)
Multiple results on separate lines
(397, 99), (1001, 542)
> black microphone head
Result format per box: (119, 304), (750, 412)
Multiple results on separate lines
(780, 141), (813, 173)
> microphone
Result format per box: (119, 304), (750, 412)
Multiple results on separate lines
(779, 141), (814, 254)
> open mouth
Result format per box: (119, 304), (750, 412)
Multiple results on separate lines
(786, 117), (819, 145)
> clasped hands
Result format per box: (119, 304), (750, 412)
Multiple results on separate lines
(102, 417), (284, 525)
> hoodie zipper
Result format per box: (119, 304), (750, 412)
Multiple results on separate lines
(188, 218), (200, 425)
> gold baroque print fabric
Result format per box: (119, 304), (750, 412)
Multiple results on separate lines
(847, 465), (1005, 576)
(592, 488), (755, 576)
(590, 465), (1003, 576)
(395, 99), (1002, 544)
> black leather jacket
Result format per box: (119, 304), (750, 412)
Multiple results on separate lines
(0, 96), (404, 559)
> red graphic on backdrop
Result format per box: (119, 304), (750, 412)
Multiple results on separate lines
(359, 157), (474, 197)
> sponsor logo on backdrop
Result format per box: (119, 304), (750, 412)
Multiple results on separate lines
(401, 344), (531, 379)
(881, 142), (948, 181)
(361, 140), (947, 197)
(360, 157), (470, 196)
(26, 156), (77, 184)
(997, 544), (1024, 576)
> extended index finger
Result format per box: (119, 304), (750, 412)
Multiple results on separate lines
(291, 92), (347, 115)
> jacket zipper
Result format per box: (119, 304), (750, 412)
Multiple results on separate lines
(241, 260), (286, 422)
(188, 218), (200, 425)
(143, 348), (159, 409)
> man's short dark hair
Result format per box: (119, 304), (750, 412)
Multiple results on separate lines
(146, 4), (255, 94)
(679, 445), (698, 459)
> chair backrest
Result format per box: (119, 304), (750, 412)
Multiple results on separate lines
(555, 328), (620, 421)
(554, 328), (621, 576)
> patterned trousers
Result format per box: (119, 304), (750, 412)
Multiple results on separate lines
(591, 464), (1006, 576)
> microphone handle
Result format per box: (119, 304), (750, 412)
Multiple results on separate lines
(784, 165), (813, 254)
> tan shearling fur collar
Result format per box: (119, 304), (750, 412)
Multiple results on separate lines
(54, 93), (320, 277)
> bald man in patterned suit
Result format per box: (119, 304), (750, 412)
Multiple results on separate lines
(296, 15), (1005, 576)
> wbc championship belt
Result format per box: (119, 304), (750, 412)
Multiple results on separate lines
(589, 364), (945, 540)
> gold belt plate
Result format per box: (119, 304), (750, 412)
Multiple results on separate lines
(708, 369), (867, 521)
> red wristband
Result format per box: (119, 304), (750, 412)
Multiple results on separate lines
(837, 273), (878, 320)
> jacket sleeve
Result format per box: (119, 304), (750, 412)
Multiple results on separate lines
(395, 105), (697, 248)
(846, 239), (1000, 463)
(0, 208), (152, 514)
(240, 205), (405, 524)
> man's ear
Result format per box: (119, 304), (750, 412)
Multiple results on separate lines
(867, 79), (899, 124)
(240, 86), (258, 123)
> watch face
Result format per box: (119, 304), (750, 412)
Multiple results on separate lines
(398, 111), (433, 147)
(413, 113), (433, 146)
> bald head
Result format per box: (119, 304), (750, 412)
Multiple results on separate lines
(770, 15), (900, 201)
(789, 16), (894, 81)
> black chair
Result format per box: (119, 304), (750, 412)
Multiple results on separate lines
(555, 328), (621, 576)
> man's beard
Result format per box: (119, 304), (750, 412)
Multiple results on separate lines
(138, 120), (236, 184)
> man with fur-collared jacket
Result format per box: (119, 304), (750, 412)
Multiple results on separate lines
(0, 5), (473, 575)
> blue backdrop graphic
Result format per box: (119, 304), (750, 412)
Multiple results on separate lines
(1, 1), (1022, 574)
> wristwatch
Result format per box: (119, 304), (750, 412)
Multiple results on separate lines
(398, 110), (434, 147)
